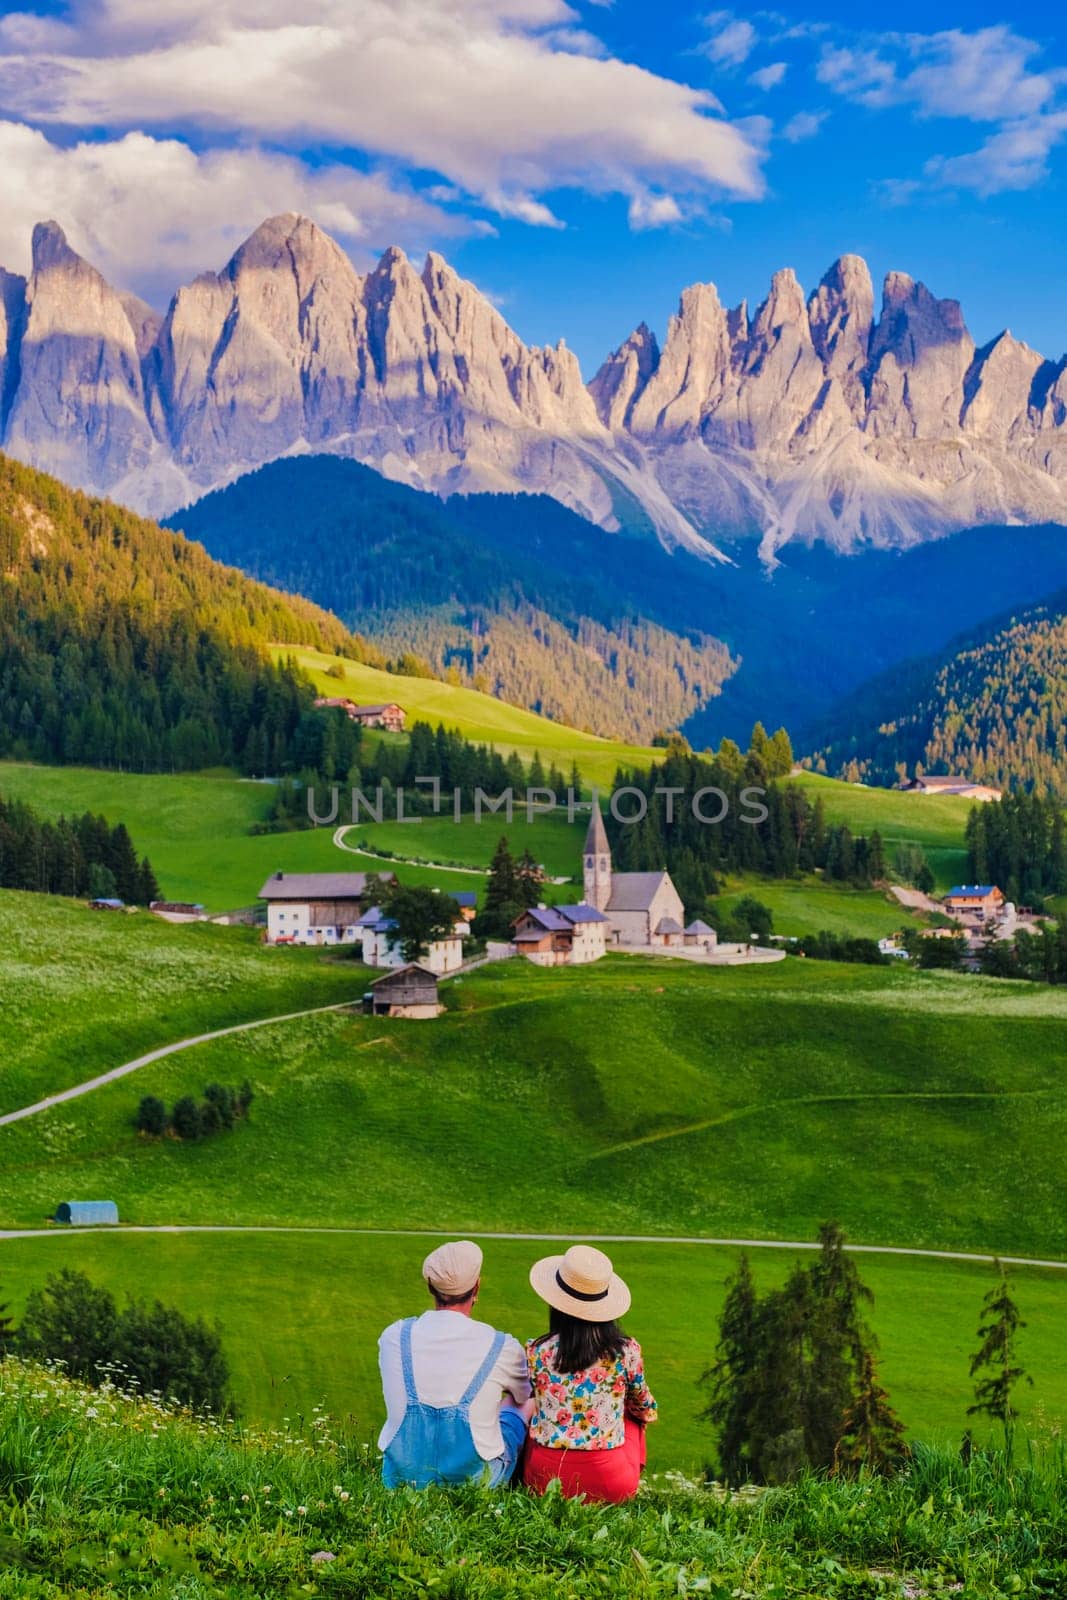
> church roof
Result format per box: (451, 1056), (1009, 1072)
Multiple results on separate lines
(655, 916), (683, 935)
(685, 919), (715, 935)
(583, 803), (610, 857)
(606, 871), (672, 912)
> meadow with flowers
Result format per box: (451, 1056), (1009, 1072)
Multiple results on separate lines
(2, 886), (1066, 1471)
(0, 1355), (1063, 1598)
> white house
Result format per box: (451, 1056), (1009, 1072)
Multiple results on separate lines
(511, 903), (609, 966)
(357, 904), (467, 975)
(258, 870), (396, 946)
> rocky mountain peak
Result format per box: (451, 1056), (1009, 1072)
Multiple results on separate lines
(1, 220), (1066, 548)
(30, 220), (82, 276)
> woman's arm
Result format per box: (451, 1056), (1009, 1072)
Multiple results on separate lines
(623, 1340), (658, 1425)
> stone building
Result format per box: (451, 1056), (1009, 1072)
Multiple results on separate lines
(582, 805), (685, 948)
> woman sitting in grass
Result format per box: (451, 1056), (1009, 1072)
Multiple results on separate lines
(523, 1245), (657, 1503)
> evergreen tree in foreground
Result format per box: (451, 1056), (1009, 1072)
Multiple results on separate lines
(833, 1351), (910, 1476)
(968, 1262), (1032, 1455)
(702, 1224), (898, 1484)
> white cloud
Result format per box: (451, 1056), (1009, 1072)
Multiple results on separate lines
(0, 120), (467, 299)
(749, 61), (787, 91)
(816, 24), (1067, 197)
(0, 0), (766, 241)
(627, 192), (684, 229)
(782, 110), (827, 143)
(702, 13), (758, 68)
(923, 111), (1067, 196)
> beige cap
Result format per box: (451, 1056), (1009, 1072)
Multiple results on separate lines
(422, 1240), (483, 1298)
(529, 1244), (631, 1322)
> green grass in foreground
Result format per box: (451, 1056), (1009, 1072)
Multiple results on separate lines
(276, 645), (660, 789)
(1, 1231), (1064, 1471)
(0, 891), (361, 1114)
(4, 953), (1066, 1260)
(1, 1358), (1063, 1598)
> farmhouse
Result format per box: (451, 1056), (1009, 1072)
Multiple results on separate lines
(357, 903), (467, 974)
(258, 870), (396, 945)
(512, 903), (609, 966)
(583, 805), (686, 948)
(362, 965), (443, 1020)
(901, 775), (1002, 802)
(314, 696), (405, 731)
(943, 884), (1006, 923)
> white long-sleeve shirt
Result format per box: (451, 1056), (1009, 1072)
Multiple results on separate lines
(378, 1311), (531, 1462)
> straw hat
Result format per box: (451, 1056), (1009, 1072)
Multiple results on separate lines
(529, 1244), (631, 1322)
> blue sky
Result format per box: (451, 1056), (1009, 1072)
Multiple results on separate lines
(0, 0), (1064, 373)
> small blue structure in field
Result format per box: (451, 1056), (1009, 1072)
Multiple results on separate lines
(54, 1201), (119, 1227)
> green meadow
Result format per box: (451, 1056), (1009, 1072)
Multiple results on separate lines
(1, 1231), (1063, 1473)
(792, 773), (973, 889)
(4, 953), (1064, 1256)
(3, 886), (1067, 1470)
(0, 890), (359, 1114)
(274, 645), (659, 789)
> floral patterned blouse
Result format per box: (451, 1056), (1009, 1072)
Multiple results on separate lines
(525, 1335), (658, 1450)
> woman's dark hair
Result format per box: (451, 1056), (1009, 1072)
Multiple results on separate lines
(535, 1307), (627, 1373)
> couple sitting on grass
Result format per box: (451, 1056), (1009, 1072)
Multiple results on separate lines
(378, 1240), (657, 1503)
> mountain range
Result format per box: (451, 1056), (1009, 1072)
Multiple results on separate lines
(2, 215), (1067, 555)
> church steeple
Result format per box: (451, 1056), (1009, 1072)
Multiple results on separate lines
(583, 802), (612, 912)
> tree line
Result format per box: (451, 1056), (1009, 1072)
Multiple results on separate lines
(966, 793), (1067, 906)
(0, 793), (160, 902)
(135, 1082), (254, 1142)
(600, 727), (887, 911)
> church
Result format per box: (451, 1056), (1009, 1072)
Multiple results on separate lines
(583, 804), (687, 948)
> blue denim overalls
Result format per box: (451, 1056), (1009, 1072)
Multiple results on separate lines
(383, 1317), (507, 1488)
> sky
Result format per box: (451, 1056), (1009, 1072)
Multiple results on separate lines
(0, 0), (1064, 374)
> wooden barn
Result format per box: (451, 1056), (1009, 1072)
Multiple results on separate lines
(362, 964), (443, 1019)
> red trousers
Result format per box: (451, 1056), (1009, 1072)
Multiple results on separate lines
(523, 1419), (647, 1504)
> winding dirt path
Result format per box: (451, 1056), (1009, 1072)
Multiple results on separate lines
(0, 999), (362, 1130)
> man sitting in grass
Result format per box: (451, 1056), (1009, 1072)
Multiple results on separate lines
(378, 1240), (533, 1488)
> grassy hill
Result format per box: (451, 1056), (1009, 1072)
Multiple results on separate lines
(804, 588), (1067, 794)
(4, 887), (1067, 1464)
(4, 1360), (1063, 1599)
(274, 646), (660, 790)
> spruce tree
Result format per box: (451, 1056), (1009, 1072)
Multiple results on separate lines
(700, 1255), (760, 1484)
(968, 1261), (1032, 1454)
(833, 1351), (910, 1476)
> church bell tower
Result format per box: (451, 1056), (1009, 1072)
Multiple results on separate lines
(583, 802), (612, 912)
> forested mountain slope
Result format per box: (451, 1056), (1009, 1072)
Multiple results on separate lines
(805, 592), (1067, 793)
(0, 454), (373, 772)
(170, 456), (736, 743)
(172, 455), (1067, 747)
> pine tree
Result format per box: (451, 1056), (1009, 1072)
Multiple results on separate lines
(515, 847), (544, 909)
(968, 1261), (1032, 1453)
(480, 835), (522, 935)
(700, 1255), (761, 1485)
(833, 1351), (910, 1476)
